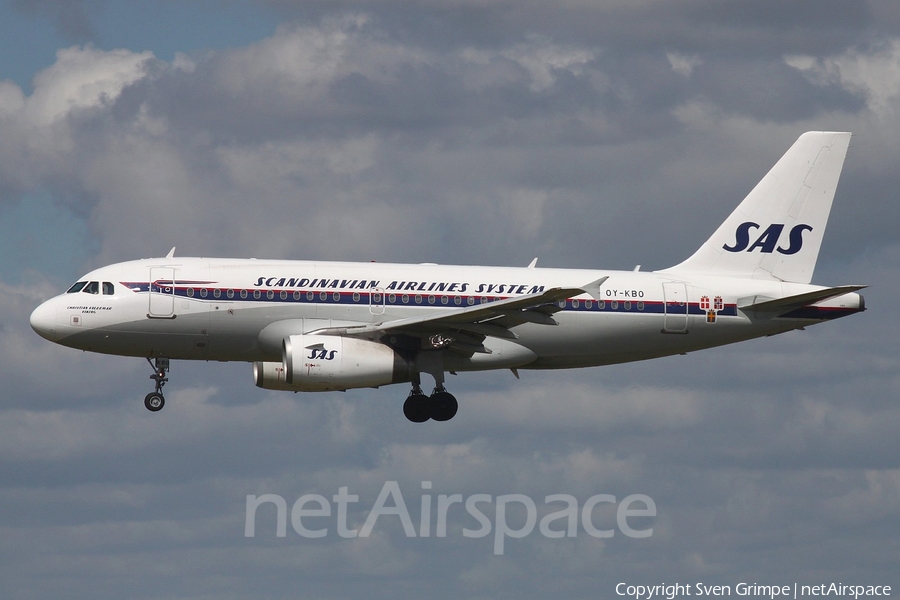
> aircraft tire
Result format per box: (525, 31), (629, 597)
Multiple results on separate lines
(430, 391), (458, 422)
(403, 393), (431, 423)
(144, 392), (165, 412)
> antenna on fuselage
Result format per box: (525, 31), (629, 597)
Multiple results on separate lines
(166, 247), (176, 259)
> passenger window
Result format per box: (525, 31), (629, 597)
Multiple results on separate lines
(102, 282), (115, 295)
(67, 281), (87, 293)
(83, 281), (100, 294)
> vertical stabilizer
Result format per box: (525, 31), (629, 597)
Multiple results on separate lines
(660, 131), (851, 283)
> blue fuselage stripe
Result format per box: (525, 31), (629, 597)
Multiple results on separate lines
(124, 282), (858, 320)
(125, 282), (749, 317)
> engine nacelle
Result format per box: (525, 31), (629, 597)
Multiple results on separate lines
(254, 334), (409, 392)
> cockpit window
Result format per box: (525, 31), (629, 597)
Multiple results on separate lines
(67, 281), (87, 293)
(102, 282), (115, 295)
(82, 281), (100, 294)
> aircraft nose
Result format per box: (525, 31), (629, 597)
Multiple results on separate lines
(30, 300), (59, 342)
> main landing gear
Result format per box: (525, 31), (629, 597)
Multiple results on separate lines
(144, 357), (169, 412)
(402, 353), (459, 423)
(403, 377), (459, 423)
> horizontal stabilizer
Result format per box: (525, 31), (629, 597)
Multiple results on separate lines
(739, 285), (866, 315)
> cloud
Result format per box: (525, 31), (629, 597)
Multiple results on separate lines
(0, 45), (155, 203)
(3, 18), (893, 271)
(26, 45), (154, 126)
(0, 16), (616, 267)
(0, 81), (26, 116)
(473, 34), (595, 92)
(786, 39), (900, 117)
(667, 52), (702, 77)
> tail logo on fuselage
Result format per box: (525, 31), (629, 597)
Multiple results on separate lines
(723, 222), (813, 255)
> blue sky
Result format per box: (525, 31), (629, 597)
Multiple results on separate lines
(0, 1), (280, 91)
(0, 0), (280, 284)
(1, 1), (898, 598)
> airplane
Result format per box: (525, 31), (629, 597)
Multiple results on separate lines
(30, 131), (865, 422)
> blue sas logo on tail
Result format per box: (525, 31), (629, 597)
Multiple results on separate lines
(723, 222), (813, 255)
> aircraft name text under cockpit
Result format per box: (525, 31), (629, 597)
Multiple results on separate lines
(66, 305), (114, 313)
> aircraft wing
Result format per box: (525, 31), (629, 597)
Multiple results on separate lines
(738, 285), (867, 316)
(309, 276), (609, 343)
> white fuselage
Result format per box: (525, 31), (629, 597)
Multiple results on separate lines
(29, 256), (863, 371)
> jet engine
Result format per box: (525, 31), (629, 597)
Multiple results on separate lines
(254, 334), (409, 392)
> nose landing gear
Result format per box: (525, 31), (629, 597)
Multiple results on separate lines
(144, 357), (169, 412)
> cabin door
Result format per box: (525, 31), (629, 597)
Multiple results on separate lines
(662, 282), (688, 333)
(149, 267), (176, 317)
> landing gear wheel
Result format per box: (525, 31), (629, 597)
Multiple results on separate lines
(430, 391), (458, 422)
(403, 392), (431, 423)
(144, 392), (165, 412)
(145, 357), (170, 412)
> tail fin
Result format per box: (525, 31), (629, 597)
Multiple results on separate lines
(661, 131), (851, 283)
